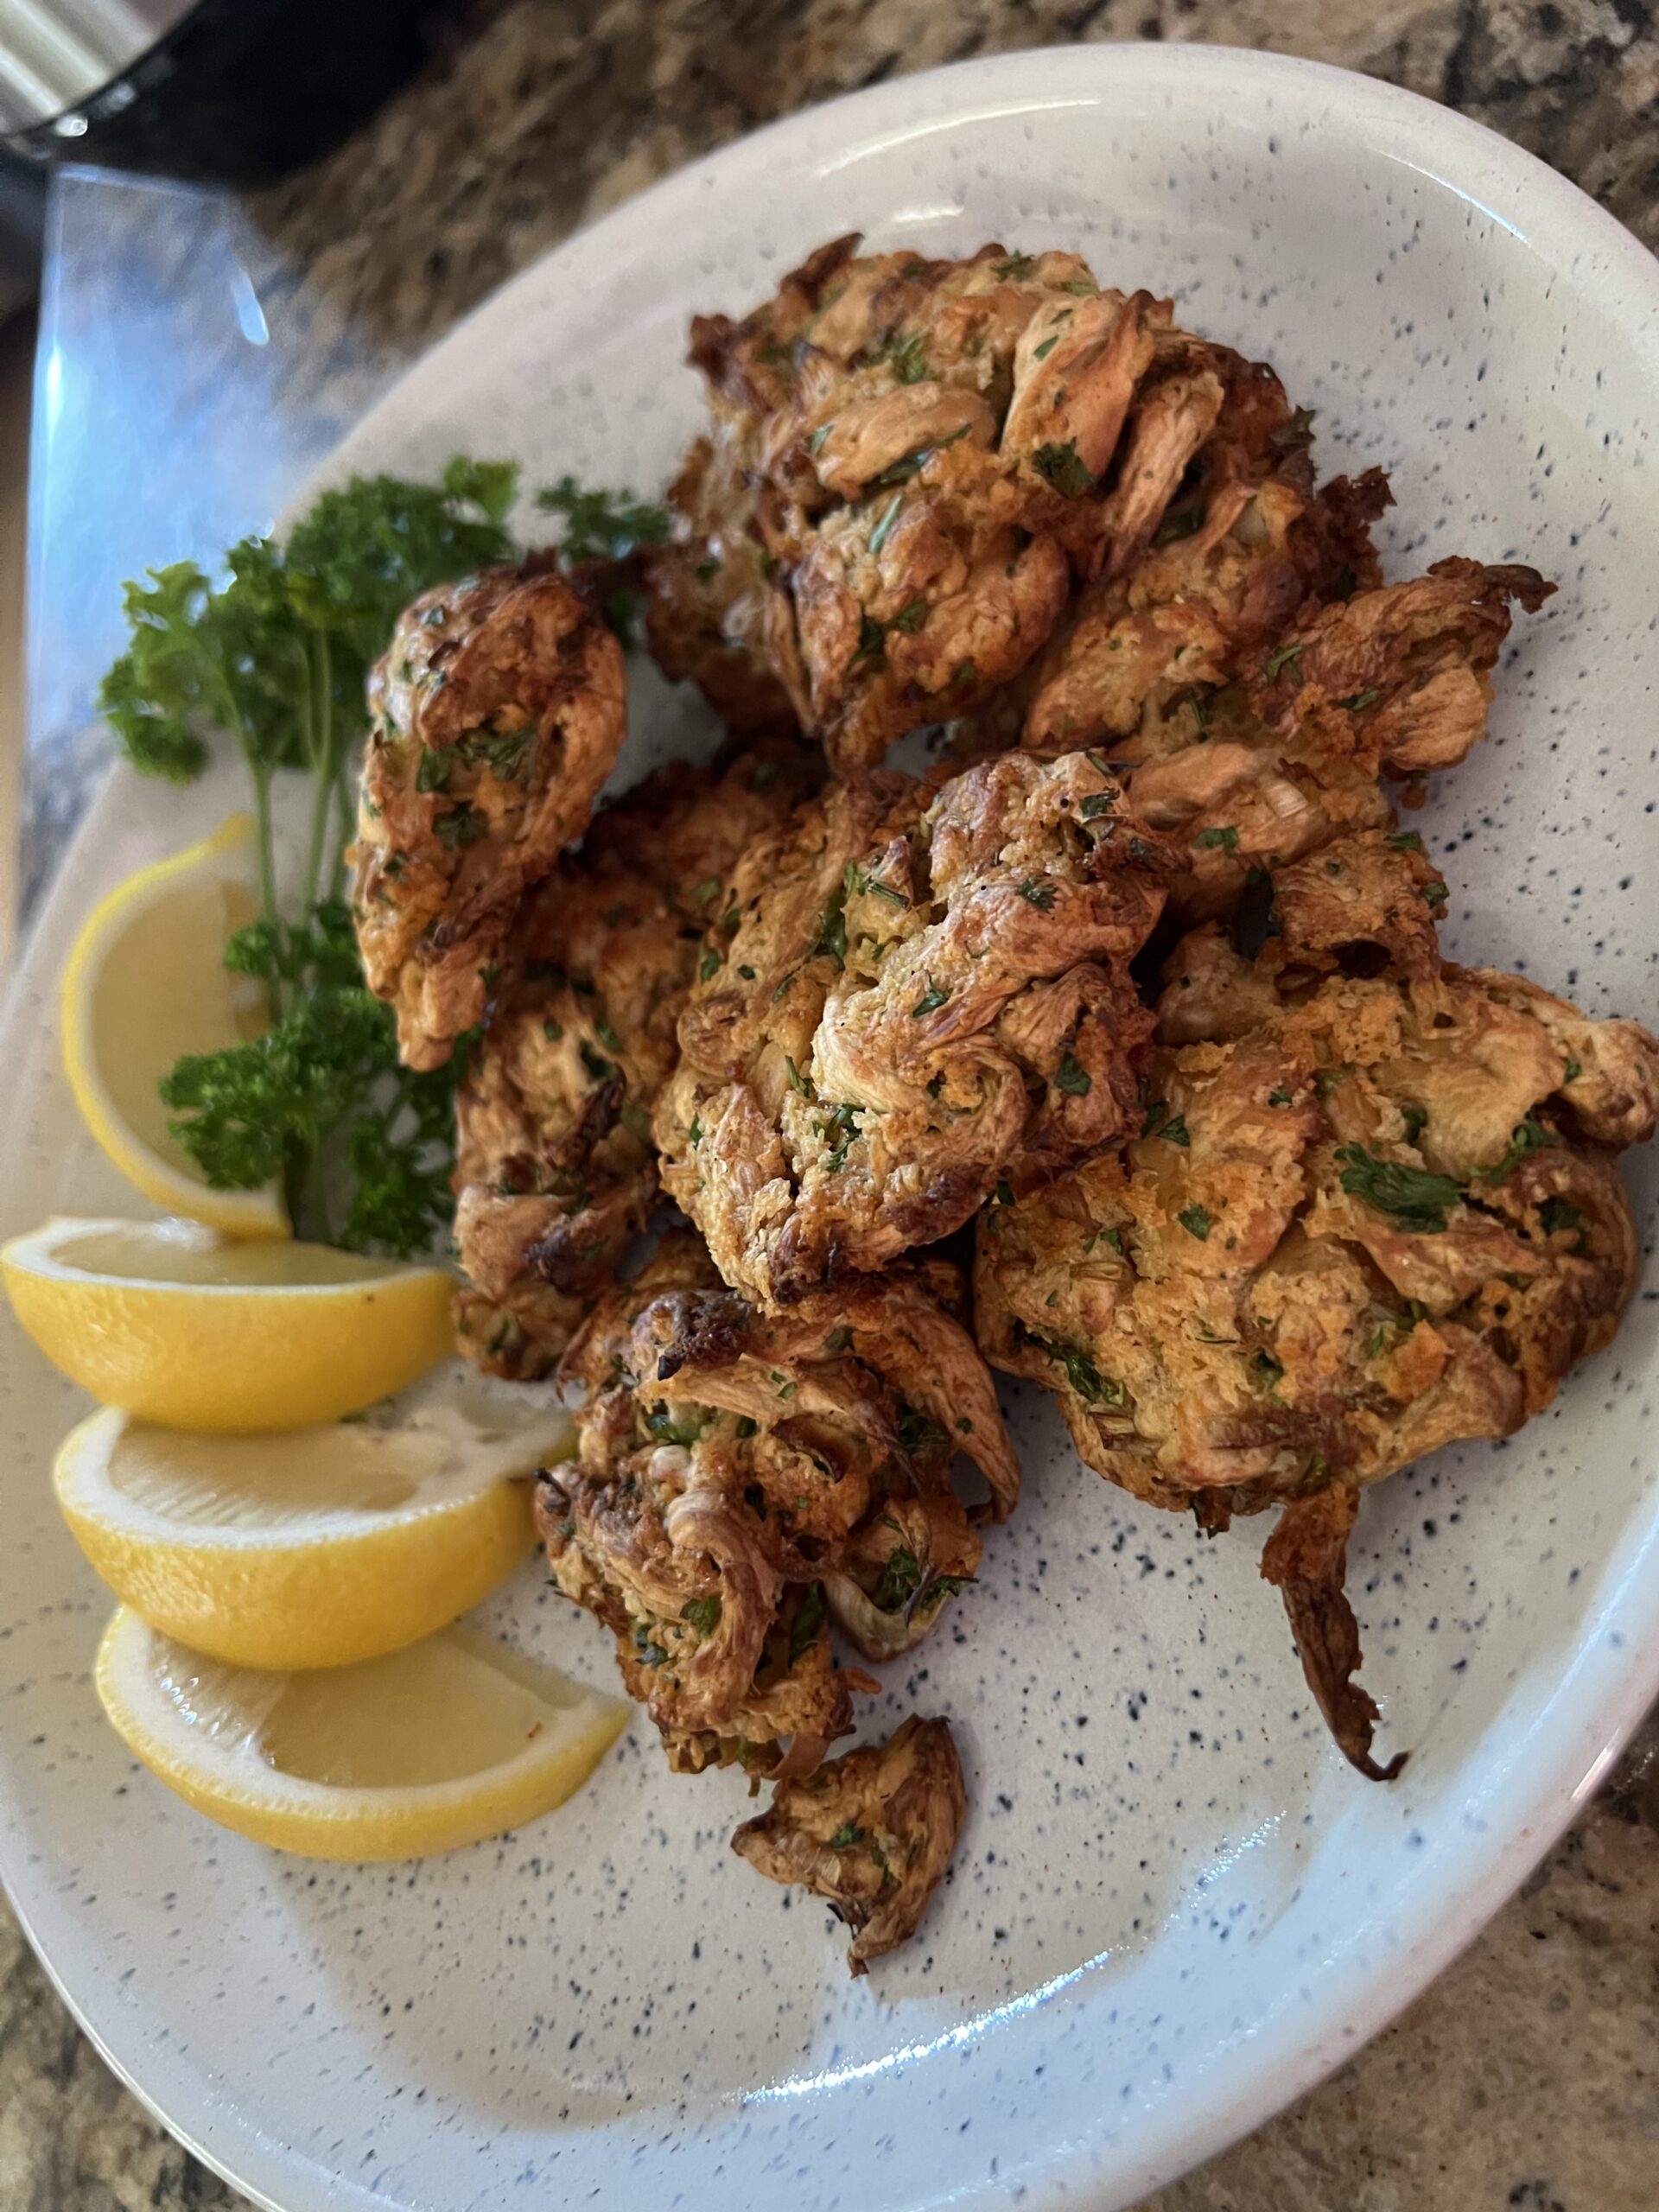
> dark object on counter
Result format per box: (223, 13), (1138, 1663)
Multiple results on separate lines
(0, 0), (454, 188)
(0, 152), (43, 321)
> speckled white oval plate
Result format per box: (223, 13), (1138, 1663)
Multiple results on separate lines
(4, 43), (1659, 2212)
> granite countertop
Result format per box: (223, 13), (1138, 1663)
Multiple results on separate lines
(6, 3), (1659, 2207)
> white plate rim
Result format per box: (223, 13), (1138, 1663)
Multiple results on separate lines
(3, 38), (1658, 2212)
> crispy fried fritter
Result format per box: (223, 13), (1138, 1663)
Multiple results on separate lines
(655, 750), (1178, 1309)
(731, 1715), (966, 1973)
(351, 557), (626, 1069)
(1022, 353), (1390, 754)
(452, 743), (816, 1378)
(976, 829), (1659, 1777)
(649, 237), (1263, 779)
(1110, 558), (1551, 919)
(537, 1235), (1017, 1777)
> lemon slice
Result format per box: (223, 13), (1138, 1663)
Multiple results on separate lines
(95, 1607), (629, 1860)
(1, 1217), (454, 1430)
(54, 1368), (570, 1669)
(60, 815), (288, 1239)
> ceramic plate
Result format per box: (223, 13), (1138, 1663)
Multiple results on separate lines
(4, 44), (1658, 2212)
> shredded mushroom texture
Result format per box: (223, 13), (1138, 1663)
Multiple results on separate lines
(537, 1236), (1016, 1784)
(351, 556), (627, 1070)
(451, 740), (817, 1377)
(976, 829), (1659, 1778)
(656, 747), (1178, 1310)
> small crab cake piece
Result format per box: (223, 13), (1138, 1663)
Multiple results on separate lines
(976, 830), (1659, 1779)
(537, 1236), (1017, 1777)
(453, 743), (816, 1379)
(651, 235), (1245, 779)
(351, 556), (626, 1070)
(1243, 556), (1554, 777)
(1106, 556), (1551, 923)
(1022, 351), (1392, 757)
(732, 1714), (966, 1973)
(657, 750), (1178, 1310)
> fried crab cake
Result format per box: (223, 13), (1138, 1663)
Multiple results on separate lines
(976, 830), (1659, 1778)
(452, 742), (817, 1378)
(655, 749), (1179, 1310)
(1020, 354), (1393, 759)
(536, 1235), (1018, 1777)
(649, 234), (1281, 778)
(1058, 555), (1552, 922)
(352, 556), (626, 1069)
(732, 1715), (966, 1974)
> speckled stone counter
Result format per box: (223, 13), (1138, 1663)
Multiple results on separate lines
(6, 3), (1658, 2208)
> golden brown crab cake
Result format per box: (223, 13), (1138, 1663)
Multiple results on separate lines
(351, 556), (626, 1071)
(656, 749), (1179, 1311)
(651, 236), (1250, 779)
(976, 831), (1659, 1780)
(1101, 556), (1553, 923)
(452, 743), (817, 1379)
(731, 1715), (967, 1974)
(1243, 556), (1556, 777)
(1021, 350), (1392, 757)
(537, 1236), (1018, 1777)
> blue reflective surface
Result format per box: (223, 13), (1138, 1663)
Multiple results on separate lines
(22, 164), (403, 921)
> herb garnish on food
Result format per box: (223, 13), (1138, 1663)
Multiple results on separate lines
(100, 459), (525, 1254)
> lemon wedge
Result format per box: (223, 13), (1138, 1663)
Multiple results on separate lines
(95, 1607), (629, 1860)
(1, 1217), (454, 1430)
(60, 816), (288, 1239)
(54, 1368), (570, 1669)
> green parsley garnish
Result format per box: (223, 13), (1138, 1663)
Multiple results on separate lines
(1034, 1335), (1123, 1406)
(415, 745), (454, 793)
(1271, 406), (1317, 450)
(1388, 830), (1425, 853)
(1017, 876), (1057, 910)
(1056, 1051), (1091, 1096)
(1142, 1101), (1190, 1147)
(1033, 439), (1096, 497)
(886, 330), (929, 383)
(1539, 1196), (1585, 1236)
(535, 474), (670, 646)
(828, 1822), (867, 1849)
(1178, 1204), (1212, 1241)
(1192, 824), (1240, 855)
(681, 1595), (722, 1638)
(1338, 687), (1381, 712)
(1033, 334), (1060, 361)
(874, 1548), (923, 1612)
(913, 985), (949, 1017)
(868, 492), (904, 557)
(1477, 1117), (1559, 1184)
(1264, 642), (1305, 679)
(1335, 1143), (1464, 1233)
(788, 1581), (827, 1665)
(814, 886), (849, 969)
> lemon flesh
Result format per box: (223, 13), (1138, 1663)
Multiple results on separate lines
(2, 1217), (454, 1430)
(55, 1370), (571, 1669)
(96, 1608), (629, 1861)
(60, 816), (287, 1238)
